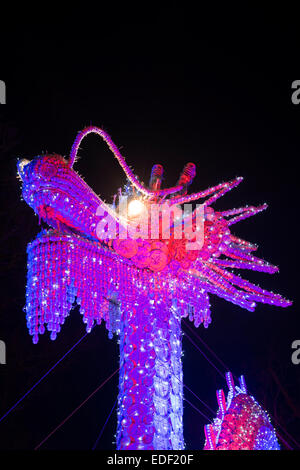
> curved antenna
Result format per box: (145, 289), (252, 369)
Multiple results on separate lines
(69, 126), (186, 198)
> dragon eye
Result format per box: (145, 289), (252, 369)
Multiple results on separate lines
(37, 161), (58, 180)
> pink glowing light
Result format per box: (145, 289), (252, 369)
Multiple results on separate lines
(17, 126), (292, 450)
(204, 372), (280, 450)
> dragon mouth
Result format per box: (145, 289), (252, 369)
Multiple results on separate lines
(26, 183), (95, 207)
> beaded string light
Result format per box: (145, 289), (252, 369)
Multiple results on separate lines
(18, 126), (291, 450)
(204, 372), (280, 450)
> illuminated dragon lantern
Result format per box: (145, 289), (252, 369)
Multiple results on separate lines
(204, 372), (280, 450)
(17, 126), (291, 450)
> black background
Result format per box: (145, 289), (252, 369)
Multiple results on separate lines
(0, 4), (299, 451)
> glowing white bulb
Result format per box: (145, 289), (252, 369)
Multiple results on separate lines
(128, 199), (145, 217)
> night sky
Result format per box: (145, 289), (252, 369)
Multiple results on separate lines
(0, 6), (299, 451)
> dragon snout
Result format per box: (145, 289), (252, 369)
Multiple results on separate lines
(17, 158), (31, 182)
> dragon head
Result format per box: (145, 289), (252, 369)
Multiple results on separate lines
(17, 153), (114, 239)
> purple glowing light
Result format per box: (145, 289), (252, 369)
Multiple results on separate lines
(204, 373), (280, 450)
(18, 126), (292, 450)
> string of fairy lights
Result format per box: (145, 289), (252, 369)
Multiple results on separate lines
(14, 125), (293, 450)
(0, 320), (298, 450)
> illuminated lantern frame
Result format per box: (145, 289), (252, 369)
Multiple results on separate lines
(204, 372), (280, 450)
(17, 126), (291, 450)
